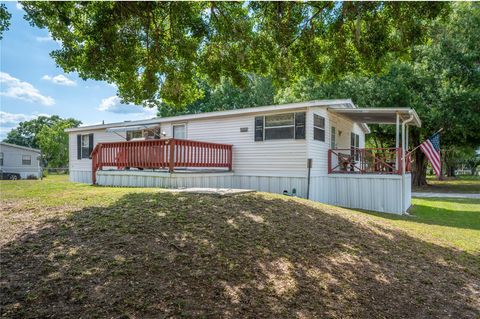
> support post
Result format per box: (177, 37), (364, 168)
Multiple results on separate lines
(169, 139), (175, 173)
(395, 112), (400, 169)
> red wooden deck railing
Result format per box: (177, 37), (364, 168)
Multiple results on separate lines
(328, 147), (411, 175)
(90, 139), (233, 184)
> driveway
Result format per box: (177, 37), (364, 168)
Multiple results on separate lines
(412, 192), (480, 199)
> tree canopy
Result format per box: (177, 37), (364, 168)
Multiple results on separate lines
(22, 1), (447, 109)
(275, 2), (480, 183)
(0, 3), (11, 40)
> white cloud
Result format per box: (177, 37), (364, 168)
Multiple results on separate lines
(42, 74), (76, 86)
(0, 72), (55, 106)
(36, 35), (53, 42)
(16, 2), (23, 10)
(35, 33), (62, 45)
(0, 111), (36, 128)
(0, 111), (50, 139)
(98, 96), (156, 116)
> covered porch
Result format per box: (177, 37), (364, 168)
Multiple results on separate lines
(320, 107), (421, 214)
(327, 108), (421, 175)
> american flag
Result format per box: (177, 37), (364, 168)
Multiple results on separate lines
(420, 132), (441, 176)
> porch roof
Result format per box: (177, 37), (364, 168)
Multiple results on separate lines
(328, 108), (421, 127)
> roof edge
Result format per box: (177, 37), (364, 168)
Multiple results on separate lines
(65, 99), (354, 132)
(0, 142), (41, 153)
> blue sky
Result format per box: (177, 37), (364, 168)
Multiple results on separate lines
(0, 2), (157, 139)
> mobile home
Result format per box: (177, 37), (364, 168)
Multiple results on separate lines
(0, 142), (42, 179)
(66, 99), (421, 214)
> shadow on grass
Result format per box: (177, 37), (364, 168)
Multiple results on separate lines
(1, 192), (479, 318)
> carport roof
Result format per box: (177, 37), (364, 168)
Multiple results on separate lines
(328, 108), (421, 127)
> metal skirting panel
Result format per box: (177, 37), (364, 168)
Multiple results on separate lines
(71, 170), (410, 215)
(404, 174), (412, 212)
(97, 171), (235, 189)
(233, 175), (307, 198)
(310, 174), (407, 214)
(70, 170), (93, 184)
(94, 170), (307, 197)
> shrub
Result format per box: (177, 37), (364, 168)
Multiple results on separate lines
(26, 175), (38, 180)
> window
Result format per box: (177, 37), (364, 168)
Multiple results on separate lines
(254, 112), (305, 141)
(126, 130), (143, 141)
(173, 124), (186, 139)
(0, 152), (3, 166)
(351, 132), (360, 160)
(331, 126), (336, 149)
(265, 113), (295, 140)
(144, 127), (161, 139)
(22, 155), (31, 165)
(313, 114), (325, 141)
(81, 135), (91, 158)
(77, 134), (94, 159)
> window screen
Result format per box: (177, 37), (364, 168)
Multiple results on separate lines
(313, 114), (325, 141)
(0, 152), (3, 166)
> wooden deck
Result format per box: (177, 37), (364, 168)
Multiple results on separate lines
(90, 138), (233, 184)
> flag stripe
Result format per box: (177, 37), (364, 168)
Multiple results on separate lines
(422, 141), (440, 168)
(421, 143), (440, 172)
(420, 140), (441, 175)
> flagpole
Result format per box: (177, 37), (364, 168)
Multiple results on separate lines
(406, 128), (443, 156)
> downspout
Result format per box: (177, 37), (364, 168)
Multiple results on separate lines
(401, 111), (415, 214)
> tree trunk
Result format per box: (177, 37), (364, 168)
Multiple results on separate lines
(410, 129), (428, 186)
(446, 164), (456, 177)
(412, 150), (427, 186)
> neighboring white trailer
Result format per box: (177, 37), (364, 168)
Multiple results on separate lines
(0, 142), (42, 179)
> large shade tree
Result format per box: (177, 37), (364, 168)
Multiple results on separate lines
(276, 2), (480, 185)
(21, 1), (447, 110)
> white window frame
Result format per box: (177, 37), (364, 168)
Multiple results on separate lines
(331, 126), (336, 149)
(22, 155), (32, 166)
(172, 123), (187, 139)
(313, 114), (326, 142)
(263, 112), (296, 140)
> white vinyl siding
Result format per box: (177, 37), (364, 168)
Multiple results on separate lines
(69, 129), (126, 172)
(182, 111), (308, 177)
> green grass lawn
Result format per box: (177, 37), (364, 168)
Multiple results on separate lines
(413, 175), (480, 193)
(364, 197), (480, 254)
(1, 175), (479, 318)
